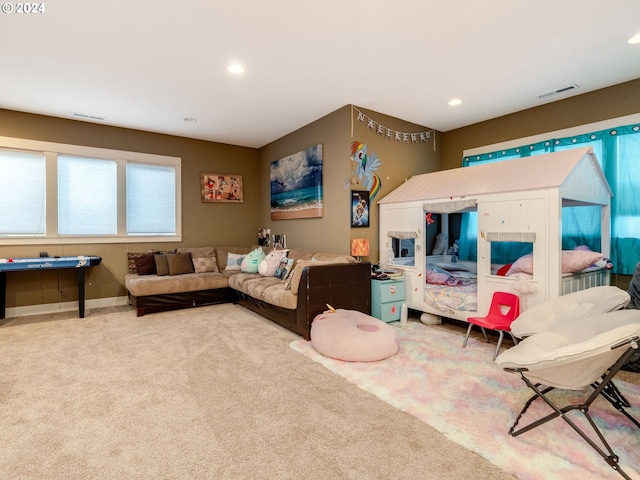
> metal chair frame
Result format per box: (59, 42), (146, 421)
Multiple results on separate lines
(505, 337), (639, 479)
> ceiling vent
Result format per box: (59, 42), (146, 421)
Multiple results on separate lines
(72, 112), (106, 121)
(536, 84), (579, 99)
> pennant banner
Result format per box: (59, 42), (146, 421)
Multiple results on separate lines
(352, 106), (434, 144)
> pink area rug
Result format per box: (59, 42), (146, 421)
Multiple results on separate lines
(290, 322), (640, 479)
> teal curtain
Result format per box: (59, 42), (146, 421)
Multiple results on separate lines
(461, 123), (640, 274)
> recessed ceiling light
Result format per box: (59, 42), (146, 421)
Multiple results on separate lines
(227, 63), (245, 74)
(183, 117), (197, 123)
(448, 98), (463, 106)
(629, 33), (640, 45)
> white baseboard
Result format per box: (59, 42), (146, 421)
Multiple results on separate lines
(4, 296), (129, 319)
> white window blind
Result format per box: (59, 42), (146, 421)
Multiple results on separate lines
(58, 155), (117, 235)
(0, 149), (46, 235)
(126, 162), (176, 235)
(0, 135), (181, 244)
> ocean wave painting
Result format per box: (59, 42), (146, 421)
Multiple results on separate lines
(270, 144), (323, 220)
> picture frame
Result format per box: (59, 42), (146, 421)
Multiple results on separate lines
(351, 190), (370, 228)
(258, 228), (271, 247)
(270, 144), (323, 220)
(272, 233), (287, 249)
(201, 173), (243, 203)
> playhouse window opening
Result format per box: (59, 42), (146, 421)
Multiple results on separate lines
(391, 237), (415, 266)
(491, 241), (534, 275)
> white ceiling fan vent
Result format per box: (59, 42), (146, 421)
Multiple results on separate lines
(536, 84), (580, 99)
(72, 112), (106, 121)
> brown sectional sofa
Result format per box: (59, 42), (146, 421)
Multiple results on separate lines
(124, 246), (371, 340)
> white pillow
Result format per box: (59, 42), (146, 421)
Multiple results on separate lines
(225, 252), (245, 271)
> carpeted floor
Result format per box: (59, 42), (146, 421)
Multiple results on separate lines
(0, 304), (516, 480)
(291, 321), (640, 480)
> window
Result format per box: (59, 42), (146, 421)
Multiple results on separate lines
(0, 149), (46, 235)
(388, 231), (417, 266)
(462, 117), (640, 274)
(126, 162), (176, 235)
(58, 155), (117, 235)
(0, 136), (181, 244)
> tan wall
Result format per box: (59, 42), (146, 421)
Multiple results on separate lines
(441, 78), (640, 170)
(258, 105), (442, 263)
(0, 109), (260, 308)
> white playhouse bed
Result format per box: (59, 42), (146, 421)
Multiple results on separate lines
(378, 146), (612, 323)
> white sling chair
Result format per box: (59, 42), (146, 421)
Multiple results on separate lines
(510, 285), (630, 338)
(496, 309), (640, 479)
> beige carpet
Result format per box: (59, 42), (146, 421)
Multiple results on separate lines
(0, 304), (515, 480)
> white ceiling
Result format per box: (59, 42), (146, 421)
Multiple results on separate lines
(2, 0), (639, 149)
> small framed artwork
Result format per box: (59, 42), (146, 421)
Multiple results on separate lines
(258, 228), (271, 247)
(201, 173), (243, 203)
(272, 233), (287, 249)
(351, 190), (370, 228)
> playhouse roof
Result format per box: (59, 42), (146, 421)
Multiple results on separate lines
(378, 146), (612, 207)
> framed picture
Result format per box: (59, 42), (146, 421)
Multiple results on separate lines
(201, 173), (243, 203)
(270, 144), (323, 220)
(351, 190), (370, 228)
(272, 233), (287, 249)
(258, 228), (271, 247)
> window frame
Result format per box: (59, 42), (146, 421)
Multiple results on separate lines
(0, 136), (182, 245)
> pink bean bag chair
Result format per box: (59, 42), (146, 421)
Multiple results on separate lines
(310, 308), (399, 362)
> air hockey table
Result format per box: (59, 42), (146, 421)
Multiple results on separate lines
(0, 255), (102, 319)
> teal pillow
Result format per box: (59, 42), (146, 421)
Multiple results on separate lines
(241, 247), (266, 273)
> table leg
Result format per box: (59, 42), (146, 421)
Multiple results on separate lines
(77, 268), (86, 318)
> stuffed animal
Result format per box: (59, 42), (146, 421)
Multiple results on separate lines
(240, 247), (266, 274)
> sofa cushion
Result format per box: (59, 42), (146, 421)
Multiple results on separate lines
(192, 257), (219, 273)
(125, 272), (229, 297)
(228, 273), (297, 309)
(166, 252), (195, 275)
(155, 254), (170, 276)
(129, 250), (176, 274)
(135, 252), (158, 275)
(177, 246), (216, 258)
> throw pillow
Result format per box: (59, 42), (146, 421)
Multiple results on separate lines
(505, 254), (534, 276)
(154, 254), (169, 276)
(275, 257), (294, 281)
(258, 249), (289, 277)
(134, 252), (158, 275)
(241, 247), (266, 274)
(166, 252), (195, 275)
(561, 250), (604, 273)
(506, 250), (604, 276)
(192, 257), (218, 273)
(426, 265), (452, 285)
(226, 252), (246, 271)
(127, 252), (146, 274)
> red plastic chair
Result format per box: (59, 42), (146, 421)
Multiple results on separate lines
(462, 292), (520, 361)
